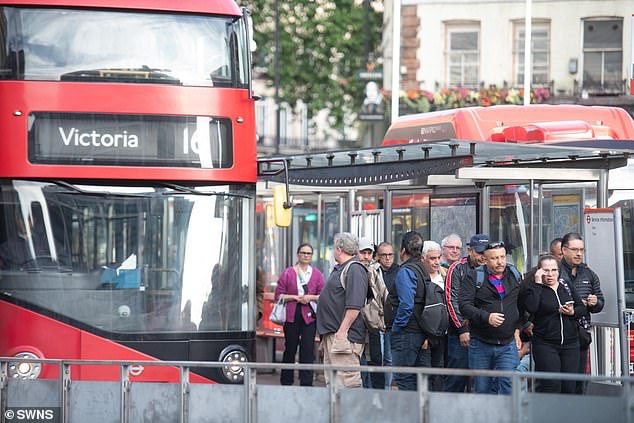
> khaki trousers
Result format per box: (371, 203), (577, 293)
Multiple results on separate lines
(320, 333), (364, 388)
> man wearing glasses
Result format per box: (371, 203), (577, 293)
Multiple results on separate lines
(459, 241), (523, 395)
(559, 232), (604, 394)
(440, 234), (463, 270)
(358, 237), (385, 389)
(444, 234), (489, 392)
(376, 241), (399, 389)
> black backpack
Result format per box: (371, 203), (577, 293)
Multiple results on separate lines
(405, 262), (449, 337)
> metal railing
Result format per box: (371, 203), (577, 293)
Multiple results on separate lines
(2, 357), (633, 423)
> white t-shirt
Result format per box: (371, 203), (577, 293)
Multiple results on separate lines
(296, 265), (312, 295)
(430, 272), (444, 290)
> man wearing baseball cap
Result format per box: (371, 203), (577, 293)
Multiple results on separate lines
(443, 234), (489, 392)
(358, 237), (386, 389)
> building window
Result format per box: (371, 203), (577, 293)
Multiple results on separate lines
(515, 22), (550, 86)
(583, 18), (623, 94)
(446, 24), (480, 88)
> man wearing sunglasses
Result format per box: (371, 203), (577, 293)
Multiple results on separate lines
(459, 241), (523, 395)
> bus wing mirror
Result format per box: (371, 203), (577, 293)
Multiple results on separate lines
(273, 185), (292, 227)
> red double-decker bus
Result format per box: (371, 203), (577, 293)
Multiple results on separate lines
(0, 0), (257, 383)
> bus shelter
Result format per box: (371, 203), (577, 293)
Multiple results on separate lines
(257, 139), (634, 379)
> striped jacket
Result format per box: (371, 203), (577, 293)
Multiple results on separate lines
(445, 256), (479, 335)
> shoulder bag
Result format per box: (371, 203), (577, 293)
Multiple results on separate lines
(269, 296), (286, 325)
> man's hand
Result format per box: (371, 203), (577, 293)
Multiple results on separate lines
(523, 322), (534, 337)
(458, 332), (470, 347)
(488, 312), (505, 327)
(514, 330), (522, 350)
(335, 329), (348, 340)
(586, 294), (598, 307)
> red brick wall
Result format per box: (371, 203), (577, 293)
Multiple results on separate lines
(401, 5), (420, 91)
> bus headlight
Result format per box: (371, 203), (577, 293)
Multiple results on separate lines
(9, 352), (42, 380)
(219, 346), (247, 383)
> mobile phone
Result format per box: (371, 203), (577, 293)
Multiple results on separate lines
(564, 300), (574, 306)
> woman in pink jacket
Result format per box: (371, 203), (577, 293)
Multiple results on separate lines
(275, 243), (325, 386)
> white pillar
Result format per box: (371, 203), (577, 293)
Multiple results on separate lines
(523, 0), (532, 105)
(391, 0), (401, 122)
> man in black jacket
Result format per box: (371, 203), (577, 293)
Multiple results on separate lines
(459, 241), (522, 395)
(559, 232), (604, 394)
(376, 241), (399, 389)
(444, 234), (488, 392)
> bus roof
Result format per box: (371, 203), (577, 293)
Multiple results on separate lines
(0, 0), (242, 16)
(383, 104), (634, 145)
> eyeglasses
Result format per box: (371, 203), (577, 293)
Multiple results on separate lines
(485, 242), (505, 250)
(443, 245), (461, 250)
(298, 251), (313, 256)
(378, 253), (394, 258)
(563, 246), (584, 254)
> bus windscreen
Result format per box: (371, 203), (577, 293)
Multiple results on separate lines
(0, 7), (247, 88)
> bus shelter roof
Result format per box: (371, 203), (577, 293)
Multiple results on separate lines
(257, 139), (634, 187)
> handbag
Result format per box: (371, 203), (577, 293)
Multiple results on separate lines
(577, 315), (592, 348)
(269, 296), (286, 325)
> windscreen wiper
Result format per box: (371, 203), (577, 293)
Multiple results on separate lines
(159, 182), (252, 199)
(51, 181), (153, 198)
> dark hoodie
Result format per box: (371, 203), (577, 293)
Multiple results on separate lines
(524, 280), (585, 346)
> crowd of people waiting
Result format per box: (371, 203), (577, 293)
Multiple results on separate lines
(274, 230), (604, 394)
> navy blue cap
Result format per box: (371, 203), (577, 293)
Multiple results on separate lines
(468, 234), (489, 253)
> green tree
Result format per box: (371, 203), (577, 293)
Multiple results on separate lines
(247, 0), (383, 129)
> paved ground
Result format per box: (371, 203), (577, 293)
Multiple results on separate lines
(254, 367), (326, 386)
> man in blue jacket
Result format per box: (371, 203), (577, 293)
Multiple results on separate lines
(386, 231), (430, 391)
(459, 241), (522, 395)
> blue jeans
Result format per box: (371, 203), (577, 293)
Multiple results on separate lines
(382, 331), (393, 389)
(391, 330), (431, 391)
(469, 337), (519, 395)
(444, 334), (469, 392)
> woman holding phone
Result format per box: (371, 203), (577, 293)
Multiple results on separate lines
(523, 254), (586, 393)
(274, 243), (325, 386)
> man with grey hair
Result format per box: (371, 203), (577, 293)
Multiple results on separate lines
(441, 234), (463, 270)
(317, 232), (368, 388)
(422, 240), (447, 391)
